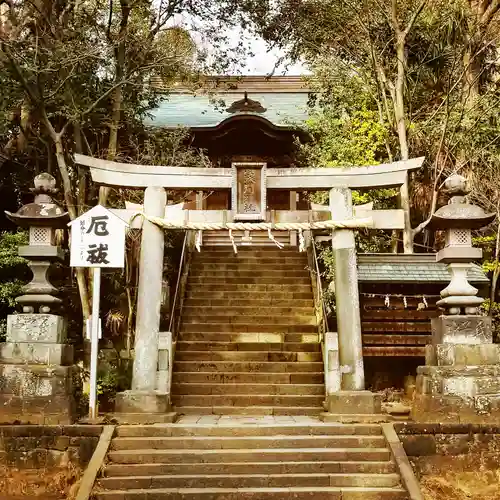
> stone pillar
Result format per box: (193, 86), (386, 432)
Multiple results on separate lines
(322, 188), (381, 420)
(115, 186), (169, 414)
(329, 188), (364, 391)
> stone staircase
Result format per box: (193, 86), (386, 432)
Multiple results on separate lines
(94, 420), (408, 499)
(172, 245), (324, 415)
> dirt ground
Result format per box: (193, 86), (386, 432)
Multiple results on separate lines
(0, 465), (81, 499)
(421, 469), (500, 500)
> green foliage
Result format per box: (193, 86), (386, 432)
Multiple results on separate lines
(302, 109), (389, 169)
(97, 351), (131, 411)
(0, 231), (29, 308)
(0, 231), (29, 341)
(0, 231), (28, 270)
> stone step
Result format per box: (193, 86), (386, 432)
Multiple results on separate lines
(99, 472), (400, 490)
(185, 292), (314, 302)
(115, 424), (383, 438)
(193, 258), (307, 266)
(176, 342), (321, 352)
(190, 263), (309, 272)
(95, 486), (407, 499)
(111, 435), (386, 451)
(184, 298), (314, 307)
(173, 361), (324, 373)
(191, 269), (310, 278)
(182, 306), (315, 316)
(171, 395), (325, 407)
(188, 277), (311, 285)
(173, 406), (323, 416)
(107, 447), (392, 464)
(171, 383), (324, 395)
(186, 284), (312, 294)
(103, 460), (395, 477)
(171, 372), (324, 384)
(174, 351), (322, 362)
(202, 242), (292, 248)
(201, 241), (292, 247)
(195, 247), (302, 254)
(178, 332), (320, 343)
(194, 250), (305, 258)
(180, 323), (318, 334)
(201, 235), (291, 244)
(182, 316), (316, 326)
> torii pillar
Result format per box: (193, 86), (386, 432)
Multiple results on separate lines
(323, 187), (382, 419)
(115, 186), (170, 414)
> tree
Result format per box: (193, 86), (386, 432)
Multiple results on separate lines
(0, 0), (253, 321)
(243, 0), (500, 251)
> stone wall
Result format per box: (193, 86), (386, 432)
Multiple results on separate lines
(0, 425), (102, 469)
(395, 422), (500, 475)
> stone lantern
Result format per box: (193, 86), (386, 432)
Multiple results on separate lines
(0, 173), (74, 424)
(413, 173), (500, 423)
(5, 172), (68, 313)
(431, 174), (495, 317)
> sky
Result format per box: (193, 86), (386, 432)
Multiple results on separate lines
(227, 31), (307, 75)
(172, 13), (307, 76)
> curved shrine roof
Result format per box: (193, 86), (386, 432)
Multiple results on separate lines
(145, 92), (310, 129)
(145, 76), (311, 129)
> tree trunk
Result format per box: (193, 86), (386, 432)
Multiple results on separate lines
(54, 136), (91, 320)
(394, 36), (413, 253)
(102, 0), (130, 207)
(463, 45), (481, 109)
(107, 86), (122, 161)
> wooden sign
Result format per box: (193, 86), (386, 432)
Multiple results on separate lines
(232, 162), (266, 221)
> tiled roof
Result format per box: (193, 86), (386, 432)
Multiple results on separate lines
(144, 93), (309, 128)
(357, 261), (488, 283)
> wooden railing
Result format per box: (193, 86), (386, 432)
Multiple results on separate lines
(168, 230), (194, 342)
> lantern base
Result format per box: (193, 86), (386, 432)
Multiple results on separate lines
(413, 315), (500, 423)
(0, 314), (74, 424)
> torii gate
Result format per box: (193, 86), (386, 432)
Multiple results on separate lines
(75, 154), (424, 413)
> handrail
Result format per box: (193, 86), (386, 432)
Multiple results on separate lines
(311, 237), (329, 334)
(168, 230), (189, 335)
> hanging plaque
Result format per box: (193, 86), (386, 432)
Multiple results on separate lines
(232, 162), (266, 221)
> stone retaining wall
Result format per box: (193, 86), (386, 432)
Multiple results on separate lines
(395, 423), (500, 475)
(0, 425), (103, 469)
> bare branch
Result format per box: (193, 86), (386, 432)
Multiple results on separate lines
(403, 0), (428, 36)
(481, 0), (500, 26)
(107, 0), (114, 40)
(391, 0), (401, 33)
(372, 0), (394, 30)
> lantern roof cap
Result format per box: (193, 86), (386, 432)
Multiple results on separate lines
(430, 174), (495, 229)
(5, 173), (69, 228)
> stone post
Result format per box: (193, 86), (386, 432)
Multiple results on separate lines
(115, 186), (169, 414)
(322, 188), (382, 420)
(413, 174), (499, 423)
(1, 173), (73, 424)
(329, 188), (364, 390)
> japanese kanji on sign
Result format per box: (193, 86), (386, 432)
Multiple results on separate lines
(68, 205), (128, 419)
(69, 205), (128, 268)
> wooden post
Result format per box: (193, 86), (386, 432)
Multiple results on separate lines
(290, 190), (297, 246)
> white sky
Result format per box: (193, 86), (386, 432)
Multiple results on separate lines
(227, 31), (308, 75)
(171, 13), (307, 76)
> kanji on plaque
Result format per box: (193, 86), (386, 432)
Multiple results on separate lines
(68, 205), (128, 268)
